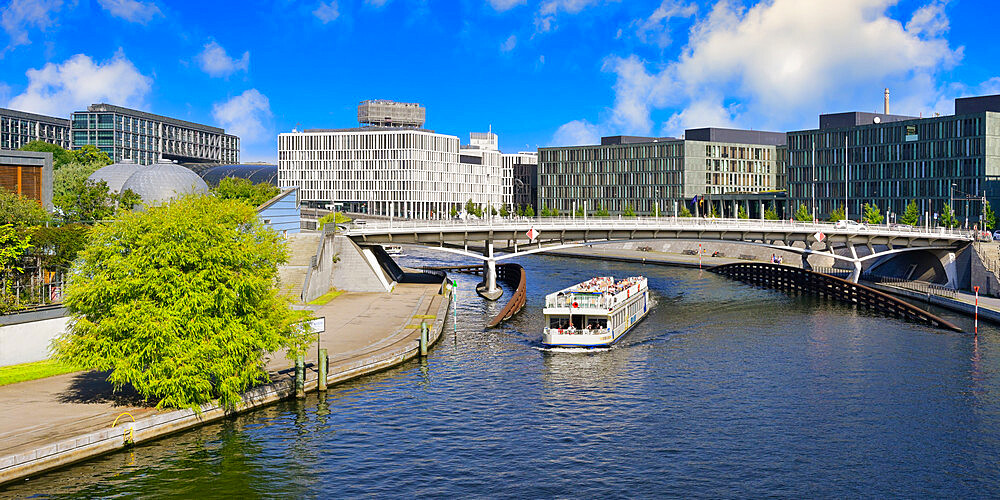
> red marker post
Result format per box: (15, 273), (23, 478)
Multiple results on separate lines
(699, 243), (702, 269)
(974, 286), (980, 336)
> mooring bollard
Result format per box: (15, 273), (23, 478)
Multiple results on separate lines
(295, 355), (305, 398)
(318, 348), (328, 391)
(420, 320), (429, 356)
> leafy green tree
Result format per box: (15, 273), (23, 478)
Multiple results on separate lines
(0, 186), (48, 226)
(764, 203), (778, 220)
(499, 206), (509, 217)
(465, 199), (477, 216)
(708, 205), (719, 218)
(899, 200), (920, 226)
(0, 224), (33, 314)
(574, 205), (585, 217)
(53, 161), (104, 202)
(862, 202), (884, 225)
(212, 178), (280, 208)
(26, 224), (91, 273)
(515, 205), (524, 216)
(940, 203), (957, 228)
(738, 205), (748, 219)
(594, 204), (610, 217)
(318, 212), (352, 231)
(54, 195), (312, 410)
(490, 206), (498, 216)
(982, 200), (996, 231)
(793, 203), (811, 222)
(71, 145), (113, 167)
(450, 206), (459, 217)
(828, 205), (845, 222)
(55, 179), (117, 222)
(623, 204), (636, 217)
(525, 205), (535, 217)
(19, 140), (74, 168)
(679, 205), (693, 217)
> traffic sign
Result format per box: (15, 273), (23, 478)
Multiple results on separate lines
(526, 227), (540, 241)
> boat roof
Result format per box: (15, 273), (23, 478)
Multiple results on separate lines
(546, 276), (646, 299)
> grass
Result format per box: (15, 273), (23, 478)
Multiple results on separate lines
(307, 289), (344, 306)
(0, 359), (83, 386)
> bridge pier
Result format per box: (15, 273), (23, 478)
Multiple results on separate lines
(478, 241), (503, 301)
(847, 245), (863, 283)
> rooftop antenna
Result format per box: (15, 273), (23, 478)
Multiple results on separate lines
(884, 88), (890, 115)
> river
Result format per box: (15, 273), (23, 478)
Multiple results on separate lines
(4, 247), (999, 498)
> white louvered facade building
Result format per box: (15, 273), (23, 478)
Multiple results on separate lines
(278, 127), (510, 219)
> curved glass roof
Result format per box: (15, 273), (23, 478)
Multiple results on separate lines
(198, 164), (278, 186)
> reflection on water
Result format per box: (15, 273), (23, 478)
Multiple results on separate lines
(4, 247), (1000, 498)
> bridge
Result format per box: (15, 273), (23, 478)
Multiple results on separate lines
(344, 217), (972, 296)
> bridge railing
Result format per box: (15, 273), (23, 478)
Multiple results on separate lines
(345, 216), (972, 240)
(860, 272), (958, 298)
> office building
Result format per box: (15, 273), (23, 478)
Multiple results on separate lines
(278, 101), (510, 218)
(787, 93), (1000, 224)
(505, 151), (538, 212)
(357, 100), (426, 128)
(0, 108), (71, 150)
(0, 150), (54, 210)
(71, 104), (239, 165)
(538, 127), (786, 216)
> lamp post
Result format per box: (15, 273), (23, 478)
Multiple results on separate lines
(950, 183), (956, 229)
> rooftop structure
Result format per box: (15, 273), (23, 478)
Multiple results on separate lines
(119, 159), (209, 206)
(87, 159), (143, 193)
(357, 100), (426, 128)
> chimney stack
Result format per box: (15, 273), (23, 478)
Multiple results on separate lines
(884, 88), (890, 115)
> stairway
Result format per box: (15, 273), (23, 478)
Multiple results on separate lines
(277, 232), (323, 301)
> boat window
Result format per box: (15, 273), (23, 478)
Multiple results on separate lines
(549, 316), (569, 329)
(592, 318), (608, 329)
(571, 315), (584, 330)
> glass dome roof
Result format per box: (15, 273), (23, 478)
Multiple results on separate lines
(121, 160), (209, 206)
(87, 159), (143, 193)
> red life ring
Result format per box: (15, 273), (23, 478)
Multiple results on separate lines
(572, 301), (578, 308)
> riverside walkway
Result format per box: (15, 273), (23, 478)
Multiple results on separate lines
(0, 283), (450, 486)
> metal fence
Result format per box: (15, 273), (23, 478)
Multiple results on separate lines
(860, 273), (957, 298)
(5, 279), (66, 309)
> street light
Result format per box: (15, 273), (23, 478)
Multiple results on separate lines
(950, 183), (957, 228)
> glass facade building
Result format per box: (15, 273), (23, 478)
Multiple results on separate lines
(70, 104), (239, 165)
(538, 128), (787, 215)
(0, 108), (71, 151)
(787, 95), (1000, 225)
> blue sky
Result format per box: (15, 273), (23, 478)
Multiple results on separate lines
(1, 0), (996, 162)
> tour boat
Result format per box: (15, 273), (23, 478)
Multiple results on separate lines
(542, 276), (650, 348)
(382, 244), (403, 256)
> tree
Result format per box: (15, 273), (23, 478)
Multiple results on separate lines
(465, 199), (477, 216)
(708, 205), (719, 218)
(574, 205), (585, 217)
(19, 140), (74, 168)
(26, 224), (91, 273)
(594, 204), (610, 217)
(940, 203), (957, 228)
(54, 195), (312, 410)
(623, 204), (636, 217)
(499, 206), (510, 217)
(738, 205), (748, 219)
(0, 224), (32, 314)
(679, 205), (693, 217)
(524, 205), (535, 217)
(982, 201), (996, 231)
(53, 161), (104, 202)
(653, 204), (661, 217)
(899, 200), (920, 226)
(318, 212), (352, 231)
(828, 205), (845, 222)
(55, 179), (117, 222)
(490, 206), (498, 216)
(793, 203), (811, 222)
(0, 186), (48, 226)
(71, 145), (113, 167)
(515, 205), (524, 216)
(450, 206), (459, 217)
(212, 178), (280, 208)
(764, 203), (778, 220)
(862, 202), (884, 225)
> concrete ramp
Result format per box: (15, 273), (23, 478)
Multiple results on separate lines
(330, 237), (396, 293)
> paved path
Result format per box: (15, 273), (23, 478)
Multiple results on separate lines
(0, 282), (446, 477)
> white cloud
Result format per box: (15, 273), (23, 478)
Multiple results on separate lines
(313, 1), (339, 23)
(535, 0), (602, 33)
(1, 0), (63, 51)
(551, 119), (601, 146)
(8, 51), (152, 116)
(97, 0), (162, 24)
(0, 82), (10, 105)
(906, 1), (948, 38)
(978, 77), (1000, 95)
(500, 34), (516, 52)
(553, 0), (962, 145)
(366, 0), (389, 6)
(196, 41), (249, 78)
(212, 89), (272, 143)
(634, 0), (697, 48)
(488, 0), (526, 12)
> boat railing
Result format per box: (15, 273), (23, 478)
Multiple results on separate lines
(545, 295), (608, 309)
(544, 327), (611, 336)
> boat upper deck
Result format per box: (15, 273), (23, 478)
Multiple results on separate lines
(544, 276), (647, 310)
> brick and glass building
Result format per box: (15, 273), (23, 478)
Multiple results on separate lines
(538, 128), (786, 216)
(0, 108), (70, 151)
(71, 104), (239, 165)
(787, 94), (1000, 224)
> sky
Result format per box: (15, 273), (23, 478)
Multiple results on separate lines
(0, 0), (997, 162)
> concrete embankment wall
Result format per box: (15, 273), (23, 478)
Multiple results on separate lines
(0, 308), (68, 367)
(0, 287), (453, 487)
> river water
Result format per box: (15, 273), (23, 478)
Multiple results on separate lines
(5, 248), (1000, 498)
